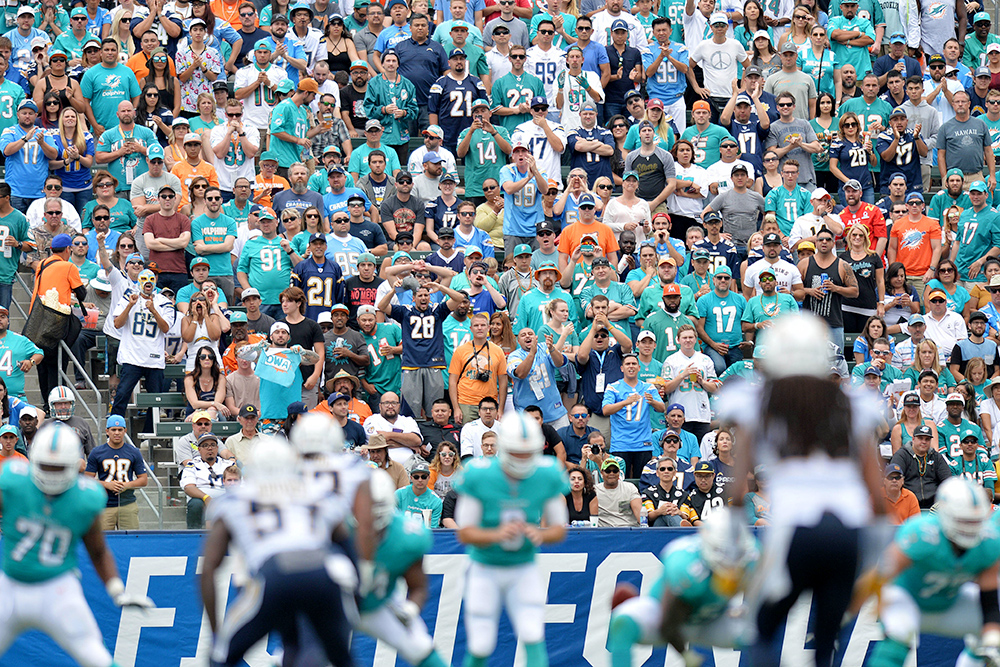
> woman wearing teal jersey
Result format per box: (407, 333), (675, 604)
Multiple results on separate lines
(889, 393), (937, 454)
(923, 258), (972, 320)
(81, 175), (137, 232)
(735, 0), (773, 49)
(783, 6), (813, 49)
(904, 339), (956, 396)
(259, 0), (291, 29)
(623, 102), (674, 152)
(809, 92), (839, 194)
(540, 298), (580, 404)
(188, 92), (222, 134)
(797, 25), (840, 97)
(291, 206), (326, 255)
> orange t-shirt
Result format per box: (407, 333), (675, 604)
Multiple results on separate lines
(557, 220), (620, 259)
(889, 215), (941, 277)
(0, 451), (27, 468)
(309, 396), (372, 424)
(211, 0), (246, 27)
(222, 334), (266, 374)
(447, 340), (508, 405)
(31, 256), (84, 312)
(171, 160), (221, 210)
(252, 174), (291, 209)
(885, 487), (921, 525)
(126, 51), (177, 80)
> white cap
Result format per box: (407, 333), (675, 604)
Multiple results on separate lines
(637, 330), (656, 342)
(17, 6), (35, 16)
(317, 311), (333, 324)
(30, 36), (48, 48)
(357, 304), (378, 317)
(709, 11), (729, 24)
(270, 322), (290, 335)
(241, 287), (261, 300)
(810, 187), (832, 200)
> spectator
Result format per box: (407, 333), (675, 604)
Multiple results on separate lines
(395, 460), (443, 527)
(236, 208), (299, 317)
(420, 398), (462, 454)
(183, 342), (228, 420)
(180, 432), (235, 528)
(140, 184), (190, 295)
(882, 461), (920, 525)
(576, 311), (632, 442)
(887, 191), (941, 292)
(0, 424), (26, 466)
(953, 181), (1000, 283)
(950, 311), (996, 381)
(594, 457), (641, 526)
(949, 430), (996, 499)
(269, 78), (319, 177)
(448, 313), (508, 423)
(491, 44), (544, 135)
(641, 454), (686, 526)
(765, 42), (817, 119)
(798, 227), (859, 349)
(507, 326), (569, 427)
(362, 389), (424, 462)
(459, 395), (501, 459)
(689, 13), (749, 115)
(363, 50), (417, 164)
(220, 404), (261, 463)
(0, 100), (47, 213)
(554, 45), (604, 132)
(362, 434), (409, 488)
(938, 90), (994, 187)
(457, 103), (512, 204)
(558, 404), (597, 464)
(764, 159), (812, 236)
(234, 39), (287, 146)
(678, 461), (726, 525)
(641, 283), (695, 360)
(209, 98), (261, 201)
(566, 463), (598, 524)
(661, 324), (718, 442)
(0, 305), (42, 401)
(84, 414), (149, 530)
(80, 39), (141, 135)
(512, 97), (567, 190)
(602, 353), (664, 478)
(918, 287), (968, 362)
(888, 423), (952, 509)
(264, 14), (308, 85)
(624, 120), (676, 215)
(224, 342), (261, 416)
(695, 266), (748, 373)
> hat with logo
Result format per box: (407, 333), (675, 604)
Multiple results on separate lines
(946, 392), (966, 404)
(448, 47), (467, 59)
(411, 460), (431, 475)
(974, 10), (991, 22)
(422, 125), (444, 139)
(908, 313), (925, 326)
(270, 321), (290, 335)
(239, 404), (258, 419)
(970, 180), (989, 192)
(309, 232), (328, 245)
(534, 261), (562, 280)
(357, 252), (377, 265)
(328, 391), (350, 405)
(709, 11), (728, 23)
(912, 424), (933, 438)
(229, 311), (248, 324)
(928, 53), (946, 65)
(184, 132), (202, 145)
(241, 287), (261, 300)
(693, 461), (716, 474)
(579, 192), (596, 207)
(591, 256), (611, 268)
(365, 119), (383, 132)
(779, 41), (798, 54)
(663, 283), (681, 296)
(714, 264), (733, 277)
(735, 93), (753, 106)
(658, 255), (677, 266)
(637, 330), (656, 343)
(537, 220), (558, 234)
(884, 463), (903, 477)
(962, 429), (981, 442)
(692, 248), (711, 260)
(147, 144), (165, 160)
(436, 225), (455, 238)
(889, 31), (906, 43)
(514, 243), (532, 257)
(863, 365), (882, 377)
(530, 96), (550, 109)
(890, 107), (907, 118)
(744, 65), (763, 77)
(287, 401), (308, 416)
(843, 178), (863, 191)
(191, 410), (213, 423)
(106, 415), (126, 429)
(350, 59), (368, 70)
(600, 458), (622, 471)
(17, 99), (37, 113)
(611, 18), (628, 30)
(190, 256), (210, 269)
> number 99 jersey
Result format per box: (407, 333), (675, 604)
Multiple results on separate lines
(0, 462), (107, 584)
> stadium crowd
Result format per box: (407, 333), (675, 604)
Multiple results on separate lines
(0, 0), (999, 530)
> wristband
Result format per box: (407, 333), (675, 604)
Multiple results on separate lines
(202, 494), (210, 502)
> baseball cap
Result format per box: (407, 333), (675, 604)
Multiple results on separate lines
(918, 369), (939, 382)
(970, 310), (989, 323)
(623, 170), (639, 181)
(988, 43), (1000, 54)
(530, 96), (549, 108)
(125, 253), (144, 265)
(779, 41), (797, 53)
(646, 98), (664, 110)
(758, 266), (776, 279)
(17, 99), (37, 113)
(624, 89), (643, 101)
(884, 463), (903, 477)
(889, 107), (907, 118)
(440, 172), (459, 184)
(464, 245), (483, 257)
(974, 10), (991, 22)
(436, 225), (455, 238)
(970, 180), (989, 192)
(887, 173), (907, 184)
(663, 283), (681, 296)
(106, 415), (126, 429)
(662, 429), (681, 442)
(907, 313), (925, 326)
(693, 461), (716, 474)
(350, 59), (368, 70)
(270, 11), (289, 22)
(229, 311), (248, 324)
(843, 178), (862, 191)
(666, 403), (685, 414)
(197, 432), (219, 446)
(358, 252), (377, 265)
(184, 132), (202, 145)
(190, 256), (210, 269)
(241, 287), (261, 300)
(411, 460), (431, 475)
(946, 392), (966, 404)
(579, 193), (596, 207)
(316, 312), (332, 325)
(692, 100), (711, 112)
(600, 458), (621, 471)
(191, 410), (213, 423)
(744, 65), (763, 77)
(212, 80), (229, 92)
(889, 32), (906, 43)
(912, 424), (933, 438)
(514, 243), (532, 257)
(947, 168), (964, 180)
(902, 392), (921, 406)
(365, 119), (383, 132)
(927, 289), (948, 301)
(357, 304), (378, 318)
(391, 250), (412, 264)
(422, 152), (443, 164)
(239, 404), (259, 419)
(328, 392), (350, 404)
(147, 144), (164, 160)
(331, 303), (349, 313)
(735, 93), (753, 106)
(270, 321), (290, 335)
(275, 80), (295, 94)
(709, 11), (728, 23)
(714, 265), (733, 277)
(637, 120), (655, 131)
(50, 234), (72, 250)
(298, 78), (320, 93)
(976, 65), (993, 78)
(171, 117), (190, 128)
(810, 188), (832, 201)
(928, 54), (945, 65)
(906, 191), (924, 203)
(448, 47), (467, 59)
(658, 255), (677, 266)
(422, 125), (444, 139)
(731, 163), (748, 175)
(610, 18), (628, 30)
(511, 140), (530, 152)
(287, 401), (308, 416)
(16, 6), (34, 16)
(537, 220), (558, 234)
(637, 330), (656, 343)
(254, 39), (274, 52)
(962, 429), (981, 442)
(692, 248), (711, 260)
(309, 232), (328, 244)
(863, 365), (882, 377)
(591, 256), (611, 268)
(703, 210), (722, 223)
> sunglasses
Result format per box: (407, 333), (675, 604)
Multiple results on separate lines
(396, 178), (413, 184)
(483, 184), (498, 191)
(45, 184), (62, 190)
(145, 92), (159, 98)
(538, 230), (554, 237)
(577, 25), (592, 30)
(227, 112), (243, 118)
(119, 243), (135, 249)
(594, 333), (608, 339)
(929, 64), (945, 69)
(93, 215), (110, 221)
(612, 123), (626, 129)
(510, 53), (526, 59)
(159, 193), (175, 199)
(411, 473), (429, 480)
(97, 182), (114, 187)
(571, 413), (588, 418)
(939, 267), (955, 272)
(930, 298), (946, 303)
(777, 102), (794, 108)
(658, 466), (675, 472)
(843, 121), (858, 127)
(598, 184), (612, 190)
(332, 218), (349, 223)
(439, 452), (455, 457)
(538, 29), (554, 34)
(45, 211), (63, 216)
(72, 240), (88, 246)
(239, 10), (255, 15)
(45, 100), (60, 107)
(764, 156), (778, 161)
(197, 354), (214, 361)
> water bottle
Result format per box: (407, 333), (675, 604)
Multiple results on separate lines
(819, 272), (829, 295)
(639, 506), (649, 527)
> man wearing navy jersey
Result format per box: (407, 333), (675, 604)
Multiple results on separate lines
(291, 232), (345, 321)
(377, 276), (467, 419)
(427, 48), (489, 154)
(692, 211), (741, 280)
(568, 101), (614, 186)
(877, 107), (927, 194)
(720, 90), (771, 177)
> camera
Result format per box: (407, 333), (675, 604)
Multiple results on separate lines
(475, 114), (483, 122)
(474, 370), (491, 382)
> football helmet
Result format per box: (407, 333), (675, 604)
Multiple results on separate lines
(497, 411), (544, 479)
(290, 412), (344, 457)
(30, 422), (83, 496)
(936, 477), (991, 549)
(48, 386), (75, 421)
(759, 312), (832, 379)
(369, 469), (397, 531)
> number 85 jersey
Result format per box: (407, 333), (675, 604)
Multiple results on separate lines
(111, 292), (177, 369)
(0, 462), (107, 584)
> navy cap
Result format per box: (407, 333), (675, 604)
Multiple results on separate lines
(309, 232), (327, 244)
(448, 47), (467, 58)
(610, 18), (628, 31)
(530, 96), (549, 108)
(579, 193), (596, 207)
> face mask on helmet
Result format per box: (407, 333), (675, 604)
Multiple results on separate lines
(699, 510), (757, 594)
(47, 386), (75, 421)
(29, 422), (83, 496)
(497, 412), (544, 479)
(937, 477), (991, 549)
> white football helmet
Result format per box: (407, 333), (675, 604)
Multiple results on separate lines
(497, 411), (544, 479)
(936, 477), (992, 549)
(48, 386), (75, 421)
(759, 313), (832, 380)
(369, 469), (397, 531)
(699, 508), (757, 574)
(291, 413), (344, 457)
(30, 422), (83, 496)
(244, 435), (301, 500)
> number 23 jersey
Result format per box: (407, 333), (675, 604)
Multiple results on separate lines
(0, 462), (107, 583)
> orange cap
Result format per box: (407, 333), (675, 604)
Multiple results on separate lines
(693, 100), (711, 111)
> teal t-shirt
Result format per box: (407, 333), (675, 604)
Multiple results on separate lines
(697, 290), (747, 347)
(0, 332), (42, 398)
(937, 417), (983, 460)
(443, 315), (472, 390)
(0, 461), (107, 583)
(75, 259), (100, 282)
(223, 199), (253, 228)
(80, 64), (141, 130)
(361, 322), (403, 394)
(453, 457), (569, 566)
(924, 279), (970, 315)
(395, 485), (443, 528)
(82, 197), (137, 232)
(191, 212), (238, 276)
(765, 185), (813, 235)
(0, 80), (25, 136)
(741, 292), (799, 325)
(269, 98), (309, 168)
(826, 15), (876, 77)
(0, 209), (28, 283)
(928, 189), (972, 229)
(237, 236), (294, 304)
(955, 206), (1000, 280)
(680, 124), (731, 166)
(94, 125), (157, 193)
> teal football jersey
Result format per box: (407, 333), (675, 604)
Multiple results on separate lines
(453, 457), (570, 566)
(649, 534), (759, 625)
(894, 513), (1000, 612)
(0, 461), (107, 583)
(361, 512), (433, 613)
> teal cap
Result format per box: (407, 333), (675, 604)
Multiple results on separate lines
(392, 251), (412, 264)
(259, 151), (279, 163)
(714, 264), (733, 276)
(254, 38), (273, 52)
(970, 180), (988, 192)
(190, 256), (210, 269)
(276, 79), (295, 94)
(513, 243), (532, 257)
(974, 11), (991, 22)
(70, 7), (88, 18)
(946, 167), (964, 179)
(229, 311), (248, 324)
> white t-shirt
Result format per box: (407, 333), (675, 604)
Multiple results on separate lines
(363, 413), (422, 463)
(595, 481), (640, 526)
(670, 163), (709, 217)
(591, 11), (649, 53)
(922, 310), (968, 363)
(682, 8), (710, 53)
(512, 119), (568, 189)
(690, 38), (746, 98)
(788, 212), (837, 248)
(704, 159), (756, 196)
(26, 198), (81, 231)
(407, 145), (458, 178)
(459, 418), (501, 458)
(743, 257), (803, 296)
(556, 70), (605, 131)
(601, 197), (651, 243)
(662, 350), (717, 423)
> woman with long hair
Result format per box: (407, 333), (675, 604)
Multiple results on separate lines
(882, 261), (921, 326)
(427, 442), (462, 498)
(592, 176), (614, 215)
(82, 173), (137, 232)
(182, 176), (212, 219)
(489, 311), (515, 355)
(260, 0), (291, 30)
(136, 83), (175, 145)
(829, 112), (875, 204)
(890, 391), (938, 453)
(0, 376), (42, 426)
(164, 117), (190, 170)
(607, 114), (629, 180)
(710, 428), (737, 498)
(291, 206), (326, 254)
(47, 107), (95, 212)
(669, 139), (709, 234)
(109, 9), (136, 57)
(961, 362), (988, 403)
(623, 100), (673, 153)
(565, 464), (598, 524)
(853, 315), (892, 365)
(33, 50), (84, 116)
(603, 171), (651, 243)
(781, 4), (814, 49)
(810, 92), (839, 193)
(735, 0), (772, 49)
(839, 223), (884, 333)
(184, 346), (229, 420)
(799, 24), (840, 101)
(761, 150), (782, 196)
(325, 16), (359, 73)
(37, 92), (63, 129)
(940, 205), (962, 259)
(750, 30), (780, 76)
(142, 47), (181, 120)
(905, 339), (955, 394)
(540, 298), (579, 404)
(722, 314), (885, 667)
(744, 466), (769, 526)
(189, 92), (222, 135)
(181, 289), (225, 371)
(923, 258), (971, 320)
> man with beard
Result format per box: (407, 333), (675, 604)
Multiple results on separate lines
(290, 233), (344, 321)
(740, 266), (799, 344)
(263, 13), (307, 85)
(221, 311), (265, 374)
(273, 162), (325, 214)
(380, 171), (424, 246)
(131, 146), (183, 258)
(357, 151), (397, 213)
(344, 254), (382, 327)
(928, 168), (972, 228)
(341, 60), (370, 139)
(428, 48), (489, 155)
(377, 276), (466, 419)
(235, 39), (287, 149)
(110, 269), (176, 424)
(357, 303), (402, 401)
(363, 390), (425, 464)
(514, 262), (578, 334)
(191, 186), (238, 302)
(641, 284), (693, 361)
(322, 303), (368, 383)
(635, 256), (699, 324)
(93, 101), (157, 199)
(839, 179), (889, 256)
(209, 98), (260, 201)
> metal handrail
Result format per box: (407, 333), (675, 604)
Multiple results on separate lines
(127, 433), (164, 530)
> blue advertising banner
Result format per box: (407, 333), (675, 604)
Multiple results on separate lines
(0, 529), (964, 667)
